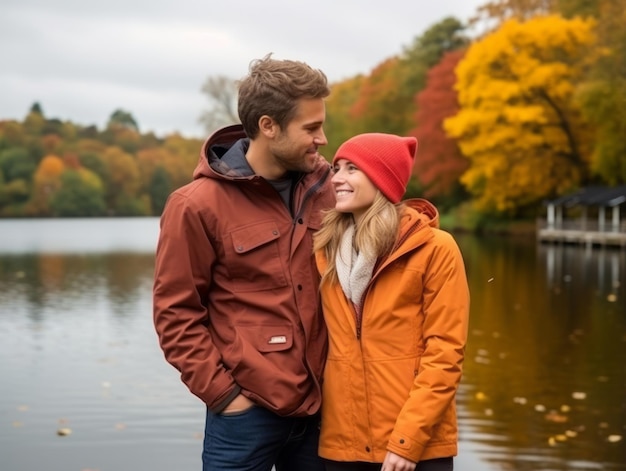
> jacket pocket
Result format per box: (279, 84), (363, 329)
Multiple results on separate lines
(225, 220), (288, 292)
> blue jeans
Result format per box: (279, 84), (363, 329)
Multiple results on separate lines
(203, 405), (324, 471)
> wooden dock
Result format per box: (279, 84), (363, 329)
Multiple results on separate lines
(537, 220), (626, 248)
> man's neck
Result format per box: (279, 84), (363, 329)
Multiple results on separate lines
(246, 141), (286, 180)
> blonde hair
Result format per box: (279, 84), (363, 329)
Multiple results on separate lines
(313, 192), (403, 286)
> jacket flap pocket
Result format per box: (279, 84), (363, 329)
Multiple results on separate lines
(231, 221), (280, 254)
(238, 324), (293, 353)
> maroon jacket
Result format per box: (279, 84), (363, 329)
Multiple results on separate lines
(153, 125), (334, 416)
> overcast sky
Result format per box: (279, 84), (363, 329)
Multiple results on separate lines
(1, 0), (485, 139)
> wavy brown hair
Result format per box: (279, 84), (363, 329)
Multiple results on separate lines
(237, 53), (330, 138)
(313, 192), (404, 286)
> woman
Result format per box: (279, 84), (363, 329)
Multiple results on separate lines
(313, 133), (470, 471)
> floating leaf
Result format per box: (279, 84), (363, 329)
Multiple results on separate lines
(545, 411), (568, 423)
(475, 392), (488, 401)
(513, 397), (527, 405)
(572, 391), (586, 400)
(560, 404), (571, 413)
(607, 293), (617, 302)
(565, 430), (578, 438)
(534, 404), (546, 412)
(607, 435), (622, 443)
(57, 427), (72, 436)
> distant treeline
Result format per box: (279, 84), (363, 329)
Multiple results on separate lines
(0, 107), (202, 217)
(1, 0), (624, 222)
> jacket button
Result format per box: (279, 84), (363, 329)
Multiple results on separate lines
(297, 284), (302, 291)
(236, 246), (243, 252)
(297, 218), (303, 224)
(272, 230), (278, 235)
(399, 438), (405, 444)
(365, 446), (370, 452)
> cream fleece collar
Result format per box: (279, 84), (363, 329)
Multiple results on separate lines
(335, 224), (376, 307)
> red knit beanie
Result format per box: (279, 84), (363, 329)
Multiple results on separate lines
(332, 133), (418, 203)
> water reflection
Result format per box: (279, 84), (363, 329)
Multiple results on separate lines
(0, 229), (624, 471)
(457, 235), (626, 470)
(0, 253), (155, 323)
(0, 250), (203, 471)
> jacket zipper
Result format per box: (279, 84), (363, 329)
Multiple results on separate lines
(354, 218), (422, 340)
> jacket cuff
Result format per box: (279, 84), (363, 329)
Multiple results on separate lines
(211, 385), (242, 414)
(387, 430), (425, 463)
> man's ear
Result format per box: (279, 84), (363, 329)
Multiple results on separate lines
(258, 115), (277, 138)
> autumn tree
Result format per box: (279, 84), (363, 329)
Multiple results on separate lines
(101, 146), (141, 214)
(412, 49), (469, 207)
(324, 75), (366, 158)
(400, 16), (469, 92)
(23, 103), (46, 135)
(0, 121), (27, 150)
(0, 147), (37, 183)
(161, 134), (202, 188)
(149, 166), (172, 215)
(108, 109), (139, 132)
(348, 57), (417, 136)
(0, 147), (34, 214)
(29, 154), (65, 215)
(199, 75), (239, 134)
(576, 0), (626, 184)
(50, 169), (106, 217)
(347, 17), (469, 138)
(444, 15), (597, 215)
(469, 0), (555, 31)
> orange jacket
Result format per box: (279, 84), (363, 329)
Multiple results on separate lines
(315, 199), (470, 463)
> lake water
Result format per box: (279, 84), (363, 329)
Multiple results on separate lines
(0, 218), (624, 471)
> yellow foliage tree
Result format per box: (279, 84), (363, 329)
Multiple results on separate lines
(102, 146), (140, 209)
(444, 14), (596, 214)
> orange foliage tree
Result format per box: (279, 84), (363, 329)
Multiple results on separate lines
(29, 155), (65, 215)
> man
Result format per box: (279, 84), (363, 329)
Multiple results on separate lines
(153, 54), (334, 470)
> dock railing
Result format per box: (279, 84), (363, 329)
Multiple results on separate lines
(537, 219), (626, 248)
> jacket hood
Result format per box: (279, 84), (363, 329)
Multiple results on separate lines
(384, 198), (439, 263)
(193, 124), (332, 184)
(194, 124), (249, 180)
(403, 198), (439, 229)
